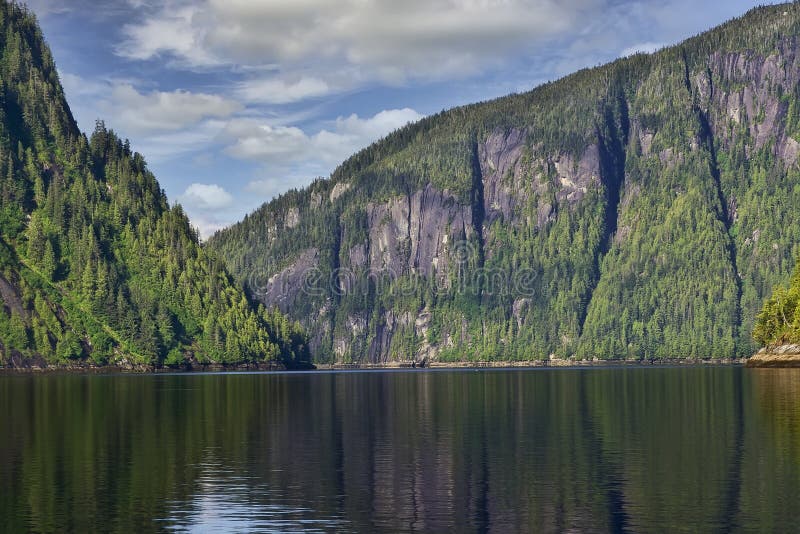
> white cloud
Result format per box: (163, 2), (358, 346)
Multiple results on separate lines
(224, 122), (308, 161)
(59, 71), (108, 99)
(117, 0), (596, 83)
(116, 5), (221, 67)
(131, 120), (229, 162)
(231, 108), (423, 201)
(178, 183), (237, 238)
(620, 41), (665, 57)
(105, 84), (242, 134)
(225, 108), (423, 166)
(58, 72), (243, 142)
(236, 76), (331, 104)
(179, 183), (234, 210)
(335, 109), (425, 142)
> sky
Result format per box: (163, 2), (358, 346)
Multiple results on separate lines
(26, 0), (780, 238)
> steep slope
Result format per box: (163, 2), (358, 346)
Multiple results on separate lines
(0, 3), (308, 368)
(209, 3), (800, 363)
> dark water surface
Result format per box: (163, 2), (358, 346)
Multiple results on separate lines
(1, 367), (799, 532)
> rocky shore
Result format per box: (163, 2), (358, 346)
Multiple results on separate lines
(746, 345), (800, 368)
(2, 357), (751, 373)
(314, 357), (746, 370)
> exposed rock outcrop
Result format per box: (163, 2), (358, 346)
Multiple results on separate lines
(360, 184), (473, 280)
(256, 248), (320, 313)
(747, 345), (800, 367)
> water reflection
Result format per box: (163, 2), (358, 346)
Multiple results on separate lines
(160, 462), (348, 532)
(1, 368), (799, 532)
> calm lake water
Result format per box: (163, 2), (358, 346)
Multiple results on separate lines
(1, 367), (799, 532)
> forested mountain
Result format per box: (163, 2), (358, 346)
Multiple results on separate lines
(209, 3), (800, 363)
(0, 3), (308, 368)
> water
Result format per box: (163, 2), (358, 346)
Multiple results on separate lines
(1, 367), (798, 532)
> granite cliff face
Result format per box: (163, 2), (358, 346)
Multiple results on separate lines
(209, 4), (800, 363)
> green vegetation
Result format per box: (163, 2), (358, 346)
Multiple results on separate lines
(753, 256), (800, 346)
(209, 3), (800, 362)
(0, 3), (308, 367)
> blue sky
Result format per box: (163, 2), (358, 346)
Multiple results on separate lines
(28, 0), (780, 237)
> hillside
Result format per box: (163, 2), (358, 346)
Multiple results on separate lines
(0, 3), (308, 368)
(209, 3), (800, 363)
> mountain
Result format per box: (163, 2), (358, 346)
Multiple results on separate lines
(208, 3), (800, 364)
(0, 3), (308, 368)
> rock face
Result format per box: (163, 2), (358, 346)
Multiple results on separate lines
(361, 184), (474, 279)
(257, 248), (319, 313)
(208, 4), (800, 363)
(479, 128), (600, 228)
(747, 345), (800, 367)
(256, 186), (476, 360)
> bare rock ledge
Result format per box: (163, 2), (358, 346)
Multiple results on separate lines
(747, 345), (800, 368)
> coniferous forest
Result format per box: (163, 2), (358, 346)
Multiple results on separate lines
(1, 1), (800, 367)
(0, 3), (308, 368)
(209, 3), (800, 363)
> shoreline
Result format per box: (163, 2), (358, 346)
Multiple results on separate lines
(315, 358), (747, 370)
(0, 357), (750, 374)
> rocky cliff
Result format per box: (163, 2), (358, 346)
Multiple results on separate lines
(209, 4), (800, 363)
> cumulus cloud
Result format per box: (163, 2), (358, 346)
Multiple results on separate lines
(110, 0), (777, 117)
(334, 109), (426, 142)
(56, 76), (242, 170)
(117, 0), (594, 83)
(105, 84), (242, 134)
(116, 5), (220, 67)
(224, 108), (423, 166)
(178, 183), (235, 210)
(234, 108), (424, 198)
(177, 183), (237, 238)
(235, 76), (332, 104)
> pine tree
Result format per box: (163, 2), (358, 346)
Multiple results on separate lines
(42, 238), (56, 280)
